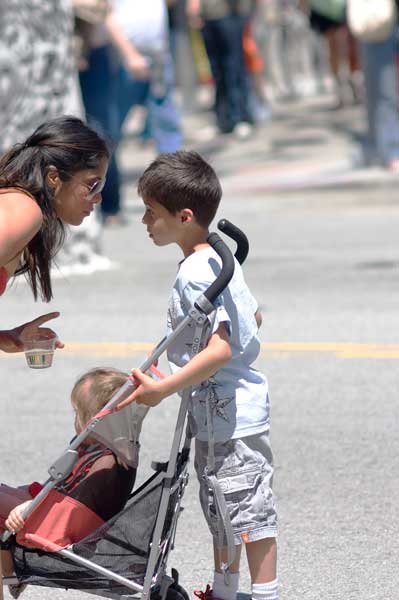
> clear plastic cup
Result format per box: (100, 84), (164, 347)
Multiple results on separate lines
(22, 335), (57, 369)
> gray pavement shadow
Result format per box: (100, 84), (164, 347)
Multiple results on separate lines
(272, 134), (325, 149)
(237, 593), (251, 600)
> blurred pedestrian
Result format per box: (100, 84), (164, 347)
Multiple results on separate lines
(187, 0), (255, 137)
(243, 19), (271, 123)
(355, 19), (399, 170)
(300, 0), (362, 107)
(0, 115), (109, 353)
(107, 0), (183, 153)
(75, 0), (124, 225)
(79, 0), (183, 226)
(167, 0), (199, 112)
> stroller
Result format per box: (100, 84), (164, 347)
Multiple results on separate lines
(1, 219), (249, 600)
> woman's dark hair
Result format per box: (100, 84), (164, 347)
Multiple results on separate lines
(0, 116), (109, 301)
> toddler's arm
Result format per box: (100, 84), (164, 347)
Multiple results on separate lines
(5, 500), (32, 533)
(255, 308), (262, 329)
(117, 323), (232, 409)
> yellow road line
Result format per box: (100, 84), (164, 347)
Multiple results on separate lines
(2, 342), (398, 360)
(10, 342), (399, 359)
(259, 342), (399, 359)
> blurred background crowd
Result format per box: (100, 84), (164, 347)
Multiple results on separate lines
(1, 0), (399, 273)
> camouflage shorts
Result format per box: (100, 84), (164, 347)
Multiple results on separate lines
(194, 431), (277, 545)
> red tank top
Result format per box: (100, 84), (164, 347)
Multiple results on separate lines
(0, 187), (36, 296)
(0, 267), (7, 296)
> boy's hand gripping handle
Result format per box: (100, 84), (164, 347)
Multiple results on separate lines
(204, 232), (235, 304)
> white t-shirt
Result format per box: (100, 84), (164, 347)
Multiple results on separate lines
(167, 247), (269, 443)
(111, 0), (168, 52)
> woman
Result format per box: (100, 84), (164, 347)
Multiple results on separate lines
(0, 115), (109, 353)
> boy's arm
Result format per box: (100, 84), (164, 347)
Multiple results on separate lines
(117, 323), (232, 409)
(255, 308), (262, 329)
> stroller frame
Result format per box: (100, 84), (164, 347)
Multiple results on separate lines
(1, 219), (249, 600)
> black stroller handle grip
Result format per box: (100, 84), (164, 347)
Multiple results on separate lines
(204, 232), (235, 303)
(217, 219), (249, 265)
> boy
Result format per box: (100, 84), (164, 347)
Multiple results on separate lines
(119, 151), (278, 600)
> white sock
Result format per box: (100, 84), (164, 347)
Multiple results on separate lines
(251, 579), (279, 600)
(213, 571), (240, 600)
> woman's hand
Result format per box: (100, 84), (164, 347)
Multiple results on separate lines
(5, 500), (32, 533)
(0, 312), (64, 353)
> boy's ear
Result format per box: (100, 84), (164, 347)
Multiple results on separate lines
(180, 208), (193, 224)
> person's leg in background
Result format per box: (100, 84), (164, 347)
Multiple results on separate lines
(360, 30), (399, 170)
(220, 13), (253, 135)
(243, 21), (271, 124)
(202, 19), (231, 133)
(146, 54), (183, 153)
(346, 28), (363, 103)
(79, 44), (122, 223)
(115, 62), (150, 141)
(324, 25), (347, 107)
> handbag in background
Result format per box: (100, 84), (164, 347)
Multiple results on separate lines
(347, 0), (397, 42)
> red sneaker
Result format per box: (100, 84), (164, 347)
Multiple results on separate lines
(194, 585), (223, 600)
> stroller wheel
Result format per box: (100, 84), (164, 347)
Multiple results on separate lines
(166, 584), (190, 600)
(167, 568), (190, 600)
(151, 570), (190, 600)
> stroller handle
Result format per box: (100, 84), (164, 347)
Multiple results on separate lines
(217, 219), (249, 265)
(204, 232), (235, 304)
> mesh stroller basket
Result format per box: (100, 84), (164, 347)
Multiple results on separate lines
(9, 453), (188, 597)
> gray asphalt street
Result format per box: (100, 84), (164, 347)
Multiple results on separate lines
(1, 94), (399, 600)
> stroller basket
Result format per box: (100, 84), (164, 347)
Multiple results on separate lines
(9, 453), (189, 598)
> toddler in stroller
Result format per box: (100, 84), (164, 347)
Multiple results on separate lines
(0, 366), (147, 598)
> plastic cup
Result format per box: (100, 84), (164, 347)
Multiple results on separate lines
(22, 335), (57, 369)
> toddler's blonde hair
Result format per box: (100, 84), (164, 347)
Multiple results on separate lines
(71, 367), (129, 427)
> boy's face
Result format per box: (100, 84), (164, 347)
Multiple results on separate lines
(142, 197), (185, 246)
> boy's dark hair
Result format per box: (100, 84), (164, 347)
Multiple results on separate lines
(137, 151), (222, 228)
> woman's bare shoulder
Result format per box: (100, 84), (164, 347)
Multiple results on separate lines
(0, 189), (43, 236)
(0, 189), (43, 265)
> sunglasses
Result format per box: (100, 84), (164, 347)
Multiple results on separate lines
(81, 178), (106, 199)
